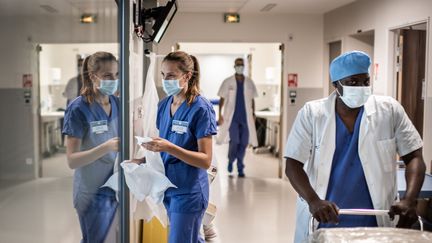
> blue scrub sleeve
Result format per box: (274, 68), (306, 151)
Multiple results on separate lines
(156, 98), (166, 131)
(193, 106), (217, 139)
(62, 106), (87, 139)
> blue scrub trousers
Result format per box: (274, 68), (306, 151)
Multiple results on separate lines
(228, 120), (249, 173)
(76, 187), (118, 243)
(167, 210), (205, 243)
(164, 193), (206, 243)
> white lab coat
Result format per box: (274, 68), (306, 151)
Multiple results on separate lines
(284, 92), (423, 243)
(216, 75), (258, 146)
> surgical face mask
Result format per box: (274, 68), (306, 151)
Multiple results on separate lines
(235, 65), (244, 75)
(336, 81), (371, 108)
(98, 79), (119, 96)
(162, 79), (183, 96)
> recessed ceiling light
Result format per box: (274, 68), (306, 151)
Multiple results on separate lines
(81, 14), (98, 24)
(224, 13), (240, 23)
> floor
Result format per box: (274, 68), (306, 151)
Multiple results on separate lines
(0, 145), (297, 243)
(209, 144), (297, 243)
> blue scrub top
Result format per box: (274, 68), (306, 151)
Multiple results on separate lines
(320, 107), (377, 228)
(157, 95), (217, 213)
(232, 79), (247, 123)
(62, 95), (119, 212)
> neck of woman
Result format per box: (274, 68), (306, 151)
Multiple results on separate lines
(95, 92), (110, 105)
(173, 90), (186, 105)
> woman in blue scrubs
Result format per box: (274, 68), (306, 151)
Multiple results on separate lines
(62, 52), (119, 243)
(142, 51), (217, 243)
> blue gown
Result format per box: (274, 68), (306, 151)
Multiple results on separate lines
(62, 95), (119, 243)
(320, 107), (377, 228)
(157, 95), (217, 243)
(228, 79), (249, 174)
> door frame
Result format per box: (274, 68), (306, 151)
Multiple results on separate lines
(389, 19), (430, 137)
(323, 38), (343, 96)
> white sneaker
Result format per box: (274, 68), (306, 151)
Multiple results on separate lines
(203, 223), (218, 241)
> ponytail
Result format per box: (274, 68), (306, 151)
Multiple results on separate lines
(186, 55), (200, 105)
(80, 55), (96, 103)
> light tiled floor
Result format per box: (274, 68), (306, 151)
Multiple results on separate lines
(42, 152), (73, 178)
(209, 144), (297, 243)
(0, 145), (297, 243)
(0, 177), (81, 243)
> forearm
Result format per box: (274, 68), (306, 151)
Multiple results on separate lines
(403, 158), (426, 201)
(218, 98), (224, 117)
(67, 144), (109, 169)
(285, 158), (320, 204)
(252, 99), (255, 113)
(167, 144), (211, 169)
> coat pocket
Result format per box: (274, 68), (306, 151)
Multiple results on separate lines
(377, 138), (397, 172)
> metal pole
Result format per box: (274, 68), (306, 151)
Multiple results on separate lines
(118, 0), (130, 242)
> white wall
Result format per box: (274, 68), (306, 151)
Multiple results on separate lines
(0, 15), (117, 89)
(155, 12), (325, 158)
(179, 42), (282, 112)
(324, 0), (432, 172)
(180, 42), (282, 85)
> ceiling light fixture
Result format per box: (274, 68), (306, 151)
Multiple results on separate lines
(224, 13), (240, 23)
(81, 14), (98, 24)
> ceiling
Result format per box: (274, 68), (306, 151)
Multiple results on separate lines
(0, 0), (356, 16)
(0, 0), (117, 16)
(177, 0), (357, 14)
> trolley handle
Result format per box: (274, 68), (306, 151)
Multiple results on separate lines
(308, 209), (424, 234)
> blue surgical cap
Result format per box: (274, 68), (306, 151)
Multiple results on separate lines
(330, 51), (371, 82)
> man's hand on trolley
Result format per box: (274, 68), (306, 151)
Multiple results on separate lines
(309, 199), (339, 224)
(389, 198), (418, 228)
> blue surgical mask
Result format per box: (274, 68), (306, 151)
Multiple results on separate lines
(98, 79), (119, 96)
(162, 79), (183, 96)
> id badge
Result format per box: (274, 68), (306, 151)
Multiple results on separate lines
(90, 120), (108, 134)
(171, 120), (189, 134)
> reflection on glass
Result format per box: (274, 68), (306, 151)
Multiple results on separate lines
(63, 52), (119, 243)
(0, 1), (119, 242)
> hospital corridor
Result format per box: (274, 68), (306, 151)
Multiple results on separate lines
(1, 0), (432, 243)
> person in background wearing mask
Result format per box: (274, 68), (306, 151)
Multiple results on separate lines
(284, 51), (426, 243)
(217, 58), (258, 177)
(139, 51), (217, 243)
(62, 52), (120, 243)
(63, 57), (84, 107)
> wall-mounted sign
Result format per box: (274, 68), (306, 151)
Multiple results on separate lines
(22, 74), (33, 88)
(288, 73), (298, 88)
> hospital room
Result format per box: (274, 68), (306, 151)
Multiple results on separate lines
(1, 0), (432, 242)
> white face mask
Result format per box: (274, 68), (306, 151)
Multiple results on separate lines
(235, 65), (244, 75)
(336, 82), (371, 108)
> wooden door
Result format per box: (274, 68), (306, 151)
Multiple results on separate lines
(397, 29), (426, 136)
